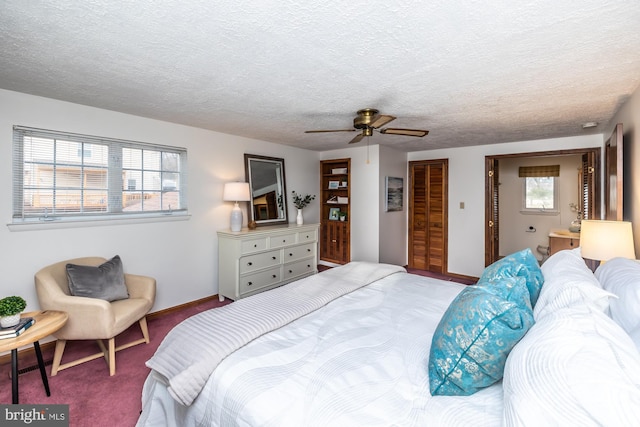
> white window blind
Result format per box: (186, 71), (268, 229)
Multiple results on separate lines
(12, 126), (188, 224)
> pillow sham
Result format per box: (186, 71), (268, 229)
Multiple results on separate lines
(428, 276), (534, 396)
(479, 248), (544, 307)
(535, 248), (614, 321)
(595, 257), (640, 349)
(66, 255), (129, 302)
(503, 305), (640, 426)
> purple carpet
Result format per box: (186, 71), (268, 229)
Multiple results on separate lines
(0, 298), (230, 427)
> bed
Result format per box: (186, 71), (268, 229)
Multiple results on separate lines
(137, 250), (640, 426)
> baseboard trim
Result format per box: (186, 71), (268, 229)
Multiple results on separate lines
(0, 294), (222, 367)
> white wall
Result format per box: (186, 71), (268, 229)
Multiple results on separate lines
(498, 155), (582, 260)
(0, 89), (319, 313)
(378, 145), (408, 265)
(408, 134), (603, 277)
(605, 84), (640, 256)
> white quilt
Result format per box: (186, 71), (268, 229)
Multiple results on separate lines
(138, 268), (503, 426)
(145, 262), (405, 406)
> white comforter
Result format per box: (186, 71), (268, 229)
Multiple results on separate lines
(146, 262), (405, 406)
(138, 266), (503, 426)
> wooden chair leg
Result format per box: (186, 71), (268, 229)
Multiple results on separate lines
(51, 339), (67, 376)
(108, 338), (116, 376)
(139, 317), (150, 344)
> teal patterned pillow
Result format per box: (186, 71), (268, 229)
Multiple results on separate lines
(429, 277), (535, 396)
(480, 248), (544, 307)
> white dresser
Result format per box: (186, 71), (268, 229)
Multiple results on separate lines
(217, 223), (319, 301)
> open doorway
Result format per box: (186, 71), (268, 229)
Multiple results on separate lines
(485, 148), (600, 266)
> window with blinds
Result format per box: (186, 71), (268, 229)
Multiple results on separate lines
(519, 164), (559, 214)
(12, 126), (188, 224)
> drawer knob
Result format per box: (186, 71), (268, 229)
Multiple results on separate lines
(289, 253), (293, 256)
(247, 282), (253, 286)
(272, 274), (277, 278)
(332, 239), (337, 243)
(288, 270), (293, 273)
(272, 256), (276, 260)
(307, 249), (311, 252)
(247, 262), (253, 266)
(307, 264), (311, 268)
(254, 244), (257, 247)
(283, 239), (286, 242)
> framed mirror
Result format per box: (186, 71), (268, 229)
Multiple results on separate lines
(244, 154), (288, 226)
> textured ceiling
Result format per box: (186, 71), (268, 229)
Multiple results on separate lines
(1, 1), (640, 152)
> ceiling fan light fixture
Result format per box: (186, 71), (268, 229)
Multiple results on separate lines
(380, 128), (429, 137)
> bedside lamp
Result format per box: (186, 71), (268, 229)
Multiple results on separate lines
(223, 182), (251, 232)
(580, 220), (635, 268)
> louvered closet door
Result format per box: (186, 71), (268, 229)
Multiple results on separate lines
(409, 160), (448, 273)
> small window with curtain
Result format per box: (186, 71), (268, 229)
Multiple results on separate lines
(12, 126), (188, 226)
(519, 165), (559, 214)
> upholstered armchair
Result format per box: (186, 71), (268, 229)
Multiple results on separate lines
(34, 256), (156, 376)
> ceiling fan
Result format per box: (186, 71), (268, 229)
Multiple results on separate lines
(304, 108), (429, 144)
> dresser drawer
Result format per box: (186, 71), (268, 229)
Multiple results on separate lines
(240, 267), (281, 294)
(282, 242), (315, 262)
(283, 259), (315, 280)
(268, 233), (297, 248)
(241, 237), (268, 254)
(239, 250), (281, 274)
(297, 229), (318, 243)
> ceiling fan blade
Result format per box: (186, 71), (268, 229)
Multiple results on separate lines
(305, 129), (356, 133)
(348, 133), (365, 144)
(369, 114), (396, 128)
(380, 128), (429, 137)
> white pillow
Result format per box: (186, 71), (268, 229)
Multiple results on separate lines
(503, 305), (640, 426)
(595, 257), (640, 349)
(535, 248), (614, 320)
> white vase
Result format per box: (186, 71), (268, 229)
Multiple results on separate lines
(1, 314), (20, 328)
(296, 209), (303, 225)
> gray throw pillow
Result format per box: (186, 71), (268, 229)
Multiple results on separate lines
(66, 255), (129, 302)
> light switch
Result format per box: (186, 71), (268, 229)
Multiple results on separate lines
(459, 202), (465, 209)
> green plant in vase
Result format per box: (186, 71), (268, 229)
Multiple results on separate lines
(292, 191), (316, 225)
(0, 296), (26, 328)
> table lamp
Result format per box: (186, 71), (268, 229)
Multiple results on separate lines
(580, 220), (635, 267)
(223, 182), (251, 232)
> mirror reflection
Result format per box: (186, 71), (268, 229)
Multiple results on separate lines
(244, 154), (288, 226)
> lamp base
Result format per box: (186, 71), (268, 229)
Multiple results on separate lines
(230, 203), (243, 232)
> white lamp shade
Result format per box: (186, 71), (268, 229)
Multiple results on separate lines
(580, 220), (635, 262)
(223, 182), (250, 202)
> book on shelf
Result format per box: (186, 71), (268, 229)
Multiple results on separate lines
(0, 317), (35, 339)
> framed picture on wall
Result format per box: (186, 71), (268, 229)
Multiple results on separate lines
(385, 176), (403, 212)
(329, 207), (340, 220)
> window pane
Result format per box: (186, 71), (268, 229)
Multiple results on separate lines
(23, 137), (54, 163)
(85, 168), (108, 188)
(162, 152), (180, 172)
(55, 140), (81, 164)
(123, 148), (142, 169)
(144, 171), (161, 191)
(56, 167), (83, 189)
(525, 177), (555, 209)
(143, 150), (161, 170)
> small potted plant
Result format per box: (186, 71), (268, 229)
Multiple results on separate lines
(339, 211), (347, 221)
(292, 191), (316, 225)
(0, 296), (27, 328)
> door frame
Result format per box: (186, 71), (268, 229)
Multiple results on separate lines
(484, 147), (601, 266)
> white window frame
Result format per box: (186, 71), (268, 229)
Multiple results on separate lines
(520, 176), (559, 215)
(10, 126), (189, 230)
